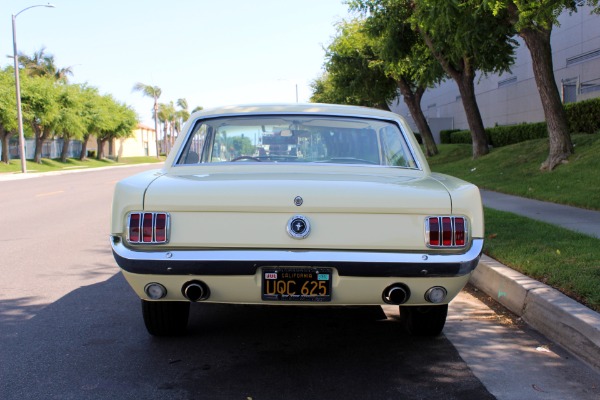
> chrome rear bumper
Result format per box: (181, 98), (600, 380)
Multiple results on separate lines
(111, 237), (483, 278)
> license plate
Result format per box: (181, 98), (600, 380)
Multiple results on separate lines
(262, 267), (332, 302)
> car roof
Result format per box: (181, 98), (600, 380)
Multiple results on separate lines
(188, 103), (403, 121)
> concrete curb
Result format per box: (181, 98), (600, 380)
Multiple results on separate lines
(470, 255), (600, 371)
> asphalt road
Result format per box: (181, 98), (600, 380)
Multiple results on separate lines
(1, 165), (599, 400)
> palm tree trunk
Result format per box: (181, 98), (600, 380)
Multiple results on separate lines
(153, 101), (160, 158)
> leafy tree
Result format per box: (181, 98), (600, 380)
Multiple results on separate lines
(19, 74), (60, 163)
(0, 69), (18, 163)
(482, 0), (600, 170)
(95, 95), (137, 160)
(132, 82), (161, 158)
(192, 106), (204, 113)
(316, 20), (399, 110)
(409, 0), (517, 158)
(55, 84), (87, 162)
(351, 1), (445, 156)
(310, 73), (349, 105)
(78, 85), (105, 160)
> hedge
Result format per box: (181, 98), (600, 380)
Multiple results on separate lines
(440, 97), (600, 146)
(565, 98), (600, 134)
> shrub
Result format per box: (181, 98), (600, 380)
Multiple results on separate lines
(487, 122), (547, 147)
(565, 97), (600, 134)
(440, 129), (460, 144)
(442, 97), (599, 147)
(451, 130), (473, 144)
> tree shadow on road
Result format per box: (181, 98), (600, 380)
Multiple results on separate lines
(0, 274), (494, 400)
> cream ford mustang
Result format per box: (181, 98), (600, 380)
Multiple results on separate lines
(111, 104), (484, 336)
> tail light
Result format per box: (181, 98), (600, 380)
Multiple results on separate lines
(426, 216), (467, 248)
(127, 212), (170, 244)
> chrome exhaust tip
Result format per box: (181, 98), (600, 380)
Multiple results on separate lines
(182, 280), (210, 302)
(382, 283), (411, 305)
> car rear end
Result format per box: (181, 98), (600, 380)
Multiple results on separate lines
(110, 104), (484, 336)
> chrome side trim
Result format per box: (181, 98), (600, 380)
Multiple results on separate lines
(111, 237), (483, 277)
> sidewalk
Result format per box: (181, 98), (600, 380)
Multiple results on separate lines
(475, 190), (600, 372)
(0, 163), (160, 182)
(481, 189), (600, 239)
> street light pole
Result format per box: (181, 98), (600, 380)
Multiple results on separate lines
(12, 3), (55, 173)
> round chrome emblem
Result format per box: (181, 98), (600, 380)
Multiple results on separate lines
(294, 196), (303, 206)
(287, 215), (310, 239)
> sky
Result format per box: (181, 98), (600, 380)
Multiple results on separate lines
(1, 0), (352, 125)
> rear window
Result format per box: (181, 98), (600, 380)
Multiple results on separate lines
(176, 115), (417, 168)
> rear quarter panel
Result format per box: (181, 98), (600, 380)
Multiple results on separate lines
(111, 169), (164, 234)
(431, 172), (484, 239)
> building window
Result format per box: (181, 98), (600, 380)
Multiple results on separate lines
(498, 76), (517, 88)
(566, 48), (600, 67)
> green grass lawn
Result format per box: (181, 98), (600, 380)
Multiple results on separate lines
(428, 134), (600, 210)
(484, 208), (600, 312)
(428, 135), (600, 312)
(0, 156), (164, 174)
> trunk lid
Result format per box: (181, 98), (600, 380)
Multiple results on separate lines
(142, 165), (451, 250)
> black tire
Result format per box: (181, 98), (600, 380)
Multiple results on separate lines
(399, 304), (448, 336)
(141, 300), (190, 336)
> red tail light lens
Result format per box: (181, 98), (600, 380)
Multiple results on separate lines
(129, 213), (141, 242)
(127, 212), (169, 244)
(142, 213), (154, 243)
(428, 217), (440, 246)
(442, 217), (452, 246)
(454, 218), (465, 246)
(426, 216), (467, 248)
(155, 213), (167, 242)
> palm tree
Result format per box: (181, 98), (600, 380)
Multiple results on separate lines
(175, 98), (190, 140)
(157, 101), (176, 154)
(132, 82), (161, 158)
(18, 47), (73, 83)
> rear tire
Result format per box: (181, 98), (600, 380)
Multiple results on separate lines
(141, 300), (190, 336)
(399, 304), (448, 336)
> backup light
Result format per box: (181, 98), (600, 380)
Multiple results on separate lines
(426, 216), (467, 248)
(425, 286), (448, 304)
(127, 212), (170, 244)
(144, 283), (167, 300)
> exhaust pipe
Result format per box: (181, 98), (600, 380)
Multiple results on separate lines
(382, 283), (411, 305)
(182, 280), (210, 302)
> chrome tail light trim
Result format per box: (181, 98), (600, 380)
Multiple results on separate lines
(425, 216), (468, 248)
(126, 212), (170, 244)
